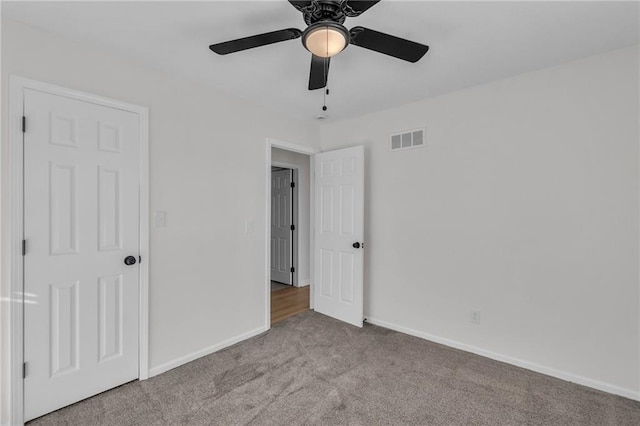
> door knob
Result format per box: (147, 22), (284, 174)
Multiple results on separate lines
(124, 256), (137, 266)
(353, 242), (361, 249)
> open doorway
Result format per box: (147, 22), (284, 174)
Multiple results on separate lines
(270, 147), (312, 324)
(266, 140), (365, 329)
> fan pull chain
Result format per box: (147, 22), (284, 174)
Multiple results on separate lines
(323, 84), (328, 111)
(323, 28), (329, 112)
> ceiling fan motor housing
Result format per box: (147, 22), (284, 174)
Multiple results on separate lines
(301, 0), (347, 25)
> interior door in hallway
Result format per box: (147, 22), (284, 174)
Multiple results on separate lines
(23, 89), (140, 421)
(313, 145), (364, 327)
(271, 169), (293, 284)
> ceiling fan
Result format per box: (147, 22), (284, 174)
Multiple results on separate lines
(209, 0), (429, 91)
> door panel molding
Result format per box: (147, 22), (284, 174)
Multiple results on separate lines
(6, 75), (149, 425)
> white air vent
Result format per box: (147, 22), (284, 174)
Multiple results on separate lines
(390, 128), (425, 151)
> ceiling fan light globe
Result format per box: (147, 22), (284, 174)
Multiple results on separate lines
(303, 23), (349, 58)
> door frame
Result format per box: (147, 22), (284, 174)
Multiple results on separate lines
(6, 75), (150, 425)
(265, 139), (319, 329)
(271, 163), (299, 286)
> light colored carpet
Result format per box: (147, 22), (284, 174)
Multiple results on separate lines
(29, 311), (640, 425)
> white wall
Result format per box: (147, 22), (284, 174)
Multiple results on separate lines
(272, 148), (311, 286)
(0, 19), (320, 421)
(1, 17), (638, 424)
(320, 46), (640, 398)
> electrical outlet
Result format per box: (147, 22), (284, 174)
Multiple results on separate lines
(470, 310), (481, 325)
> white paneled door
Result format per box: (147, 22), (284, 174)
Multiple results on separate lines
(271, 169), (293, 284)
(23, 89), (140, 421)
(314, 146), (364, 327)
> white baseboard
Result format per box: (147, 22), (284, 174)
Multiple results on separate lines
(148, 325), (268, 378)
(298, 279), (310, 287)
(364, 317), (639, 401)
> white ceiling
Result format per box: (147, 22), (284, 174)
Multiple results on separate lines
(3, 1), (639, 122)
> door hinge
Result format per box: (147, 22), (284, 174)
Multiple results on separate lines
(22, 240), (26, 256)
(23, 362), (27, 379)
(22, 116), (26, 133)
(290, 267), (295, 273)
(290, 182), (295, 188)
(290, 224), (295, 231)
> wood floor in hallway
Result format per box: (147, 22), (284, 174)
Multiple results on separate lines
(271, 285), (310, 325)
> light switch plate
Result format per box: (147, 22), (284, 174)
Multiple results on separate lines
(154, 211), (167, 228)
(244, 219), (254, 234)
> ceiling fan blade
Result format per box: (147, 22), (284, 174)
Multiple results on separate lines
(349, 26), (429, 63)
(209, 28), (302, 55)
(309, 55), (330, 90)
(342, 0), (381, 16)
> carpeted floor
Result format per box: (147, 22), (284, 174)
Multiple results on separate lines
(29, 311), (640, 425)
